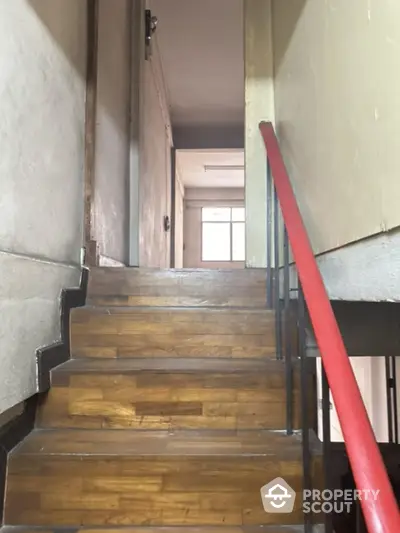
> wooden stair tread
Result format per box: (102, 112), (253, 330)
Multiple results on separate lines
(53, 357), (287, 374)
(0, 526), (306, 532)
(71, 306), (274, 325)
(12, 429), (314, 457)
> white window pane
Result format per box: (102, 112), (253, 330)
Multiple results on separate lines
(232, 222), (245, 261)
(202, 223), (231, 261)
(202, 207), (231, 222)
(232, 207), (245, 222)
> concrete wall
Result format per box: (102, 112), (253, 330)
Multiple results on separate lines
(94, 0), (131, 265)
(272, 0), (400, 255)
(244, 0), (275, 267)
(139, 16), (173, 268)
(183, 188), (245, 269)
(0, 0), (86, 413)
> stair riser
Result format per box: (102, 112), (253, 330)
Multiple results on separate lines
(38, 371), (301, 430)
(88, 269), (268, 308)
(6, 455), (317, 526)
(70, 309), (276, 359)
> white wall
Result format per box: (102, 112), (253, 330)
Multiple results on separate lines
(94, 0), (131, 265)
(244, 0), (275, 267)
(0, 0), (86, 413)
(317, 357), (390, 443)
(183, 188), (245, 269)
(272, 0), (400, 254)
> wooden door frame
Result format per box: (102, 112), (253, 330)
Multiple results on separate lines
(170, 147), (177, 268)
(83, 0), (99, 266)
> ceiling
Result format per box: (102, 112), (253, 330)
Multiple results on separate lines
(151, 0), (244, 128)
(176, 149), (244, 188)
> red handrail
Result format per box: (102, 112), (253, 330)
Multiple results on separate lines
(259, 121), (400, 533)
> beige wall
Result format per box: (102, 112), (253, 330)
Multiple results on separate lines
(244, 0), (275, 267)
(174, 163), (185, 268)
(139, 6), (172, 267)
(272, 0), (400, 254)
(94, 0), (131, 265)
(183, 188), (245, 269)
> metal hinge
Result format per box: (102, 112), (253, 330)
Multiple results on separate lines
(145, 9), (158, 60)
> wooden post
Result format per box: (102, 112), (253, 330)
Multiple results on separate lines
(84, 0), (99, 265)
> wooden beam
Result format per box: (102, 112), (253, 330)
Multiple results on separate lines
(84, 0), (99, 266)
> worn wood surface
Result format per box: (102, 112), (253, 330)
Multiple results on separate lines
(37, 358), (301, 430)
(88, 268), (268, 307)
(5, 429), (321, 527)
(4, 267), (315, 530)
(71, 307), (275, 358)
(0, 526), (308, 533)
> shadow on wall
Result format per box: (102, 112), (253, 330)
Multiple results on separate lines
(29, 0), (130, 136)
(28, 0), (132, 265)
(271, 0), (307, 75)
(28, 0), (87, 79)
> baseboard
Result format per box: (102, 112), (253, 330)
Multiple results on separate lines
(36, 267), (89, 392)
(0, 397), (38, 522)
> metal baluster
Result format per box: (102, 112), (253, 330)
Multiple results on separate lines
(283, 227), (293, 434)
(390, 356), (399, 443)
(322, 365), (333, 533)
(298, 284), (312, 533)
(385, 356), (394, 443)
(266, 159), (273, 308)
(274, 186), (282, 360)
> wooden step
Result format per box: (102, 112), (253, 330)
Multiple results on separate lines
(37, 358), (301, 430)
(71, 307), (275, 359)
(88, 268), (268, 308)
(0, 526), (307, 533)
(5, 429), (321, 527)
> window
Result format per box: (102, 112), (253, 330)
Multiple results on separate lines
(202, 207), (245, 261)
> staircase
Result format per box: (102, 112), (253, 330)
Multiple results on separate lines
(2, 268), (321, 532)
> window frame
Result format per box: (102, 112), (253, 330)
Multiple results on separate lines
(201, 207), (245, 262)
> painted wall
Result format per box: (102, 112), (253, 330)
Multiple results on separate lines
(174, 164), (185, 268)
(0, 0), (86, 413)
(244, 0), (275, 268)
(94, 0), (131, 265)
(183, 188), (245, 269)
(138, 16), (173, 268)
(272, 0), (400, 254)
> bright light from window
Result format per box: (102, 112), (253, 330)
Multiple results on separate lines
(201, 207), (245, 262)
(232, 222), (245, 261)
